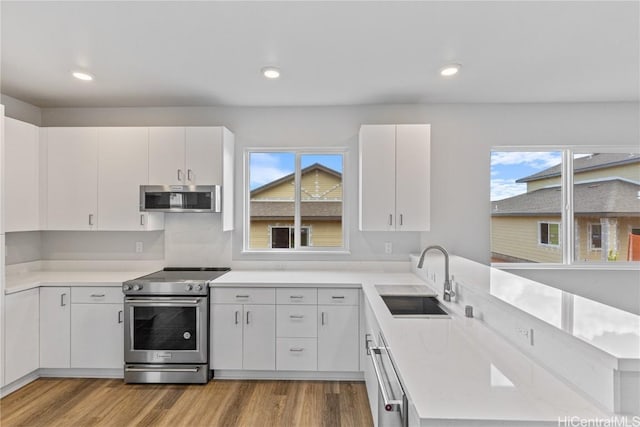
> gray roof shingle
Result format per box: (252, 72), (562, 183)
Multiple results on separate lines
(492, 179), (640, 216)
(516, 153), (640, 183)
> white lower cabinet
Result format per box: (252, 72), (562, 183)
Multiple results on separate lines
(210, 304), (243, 370)
(70, 287), (124, 369)
(277, 338), (317, 371)
(4, 289), (39, 385)
(210, 288), (276, 371)
(40, 287), (71, 368)
(243, 305), (276, 370)
(318, 304), (359, 371)
(211, 286), (359, 374)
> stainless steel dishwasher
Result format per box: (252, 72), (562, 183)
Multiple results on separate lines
(367, 332), (408, 427)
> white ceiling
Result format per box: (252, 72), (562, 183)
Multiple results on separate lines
(1, 1), (638, 108)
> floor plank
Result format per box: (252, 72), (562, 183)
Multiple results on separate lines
(1, 378), (373, 427)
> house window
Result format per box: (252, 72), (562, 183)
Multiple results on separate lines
(589, 223), (602, 250)
(491, 148), (640, 265)
(246, 150), (345, 252)
(270, 226), (310, 248)
(539, 222), (560, 246)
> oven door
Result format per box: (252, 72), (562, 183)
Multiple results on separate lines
(124, 296), (208, 364)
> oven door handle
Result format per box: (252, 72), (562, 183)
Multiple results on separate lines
(368, 344), (403, 412)
(125, 367), (200, 373)
(125, 298), (202, 305)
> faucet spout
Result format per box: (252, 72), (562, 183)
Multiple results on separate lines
(417, 245), (455, 302)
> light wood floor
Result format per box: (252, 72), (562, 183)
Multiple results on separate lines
(0, 378), (373, 427)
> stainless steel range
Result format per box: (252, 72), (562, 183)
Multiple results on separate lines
(122, 267), (230, 384)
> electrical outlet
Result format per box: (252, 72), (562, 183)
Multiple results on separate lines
(384, 242), (392, 254)
(135, 241), (143, 253)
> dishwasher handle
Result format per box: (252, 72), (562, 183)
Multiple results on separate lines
(367, 344), (403, 411)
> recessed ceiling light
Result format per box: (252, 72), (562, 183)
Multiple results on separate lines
(440, 64), (461, 77)
(261, 66), (281, 79)
(72, 71), (94, 81)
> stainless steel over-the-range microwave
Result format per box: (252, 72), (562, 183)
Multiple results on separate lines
(140, 185), (221, 213)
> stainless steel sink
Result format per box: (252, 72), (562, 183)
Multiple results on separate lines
(380, 295), (450, 318)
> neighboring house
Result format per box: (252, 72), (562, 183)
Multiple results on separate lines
(492, 153), (640, 262)
(249, 163), (343, 249)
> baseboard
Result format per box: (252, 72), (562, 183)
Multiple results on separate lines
(39, 368), (124, 379)
(1, 371), (39, 398)
(212, 369), (364, 381)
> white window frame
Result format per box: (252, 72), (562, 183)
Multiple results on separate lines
(538, 221), (561, 248)
(268, 225), (312, 249)
(491, 145), (639, 269)
(243, 147), (348, 253)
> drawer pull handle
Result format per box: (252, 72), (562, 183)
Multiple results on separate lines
(91, 294), (106, 298)
(118, 310), (123, 324)
(331, 296), (345, 299)
(234, 310), (239, 325)
(246, 311), (250, 324)
(236, 295), (249, 298)
(321, 312), (326, 325)
(60, 293), (67, 307)
(289, 314), (304, 319)
(289, 347), (304, 352)
(290, 295), (304, 299)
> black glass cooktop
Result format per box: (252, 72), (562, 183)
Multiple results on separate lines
(135, 267), (231, 283)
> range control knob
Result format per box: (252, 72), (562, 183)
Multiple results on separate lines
(185, 284), (193, 291)
(123, 284), (131, 291)
(133, 284), (142, 291)
(194, 284), (203, 292)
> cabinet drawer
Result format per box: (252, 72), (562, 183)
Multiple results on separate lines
(276, 288), (317, 305)
(317, 288), (359, 305)
(71, 287), (123, 304)
(211, 287), (275, 304)
(276, 338), (317, 371)
(277, 305), (317, 338)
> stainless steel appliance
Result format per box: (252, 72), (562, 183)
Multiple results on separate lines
(122, 267), (230, 384)
(140, 185), (221, 212)
(367, 333), (408, 427)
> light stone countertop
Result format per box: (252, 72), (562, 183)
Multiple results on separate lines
(4, 270), (152, 294)
(211, 269), (609, 425)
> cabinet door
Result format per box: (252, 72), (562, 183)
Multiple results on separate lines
(71, 303), (124, 369)
(39, 287), (71, 368)
(395, 124), (430, 231)
(185, 127), (222, 185)
(243, 304), (275, 370)
(318, 305), (359, 371)
(210, 304), (243, 370)
(4, 118), (40, 232)
(97, 127), (153, 230)
(359, 125), (396, 231)
(4, 289), (39, 385)
(149, 127), (185, 184)
(47, 127), (99, 230)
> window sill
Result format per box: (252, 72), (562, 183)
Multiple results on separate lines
(492, 262), (640, 271)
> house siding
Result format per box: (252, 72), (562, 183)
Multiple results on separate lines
(491, 216), (563, 263)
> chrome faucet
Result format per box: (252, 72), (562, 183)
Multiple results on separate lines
(417, 245), (455, 302)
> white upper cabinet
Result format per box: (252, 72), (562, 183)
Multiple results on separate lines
(4, 117), (40, 232)
(149, 126), (235, 230)
(148, 127), (186, 185)
(98, 127), (162, 230)
(46, 127), (99, 230)
(359, 124), (431, 231)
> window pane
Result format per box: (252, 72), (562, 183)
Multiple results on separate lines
(491, 151), (563, 263)
(300, 154), (343, 248)
(249, 152), (295, 249)
(573, 153), (640, 263)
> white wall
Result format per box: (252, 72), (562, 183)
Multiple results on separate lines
(40, 102), (640, 264)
